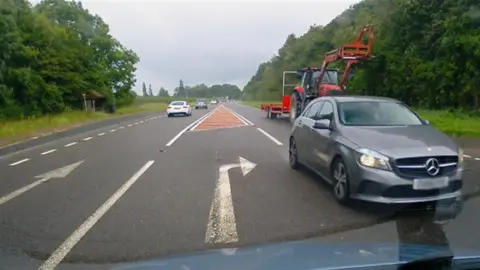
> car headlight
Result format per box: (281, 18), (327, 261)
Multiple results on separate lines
(357, 148), (391, 171)
(458, 148), (464, 164)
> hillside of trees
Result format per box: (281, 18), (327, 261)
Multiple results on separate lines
(137, 80), (242, 99)
(0, 0), (139, 120)
(243, 0), (480, 111)
(172, 79), (242, 99)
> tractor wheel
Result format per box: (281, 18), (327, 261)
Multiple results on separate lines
(289, 92), (302, 124)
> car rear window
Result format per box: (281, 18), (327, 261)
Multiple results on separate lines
(171, 101), (185, 106)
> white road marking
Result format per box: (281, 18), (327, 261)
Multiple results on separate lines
(222, 106), (254, 125)
(118, 126), (125, 129)
(65, 142), (77, 147)
(1, 160), (83, 206)
(166, 110), (216, 146)
(109, 129), (116, 132)
(39, 160), (155, 270)
(188, 108), (219, 132)
(41, 149), (57, 155)
(140, 121), (144, 123)
(127, 124), (132, 127)
(256, 128), (283, 145)
(32, 136), (39, 139)
(205, 157), (256, 244)
(98, 133), (106, 136)
(9, 158), (30, 166)
(464, 155), (471, 158)
(475, 158), (480, 161)
(82, 137), (93, 141)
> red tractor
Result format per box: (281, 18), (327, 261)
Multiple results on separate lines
(288, 25), (375, 123)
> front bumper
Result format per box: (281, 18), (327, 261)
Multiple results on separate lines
(350, 165), (463, 204)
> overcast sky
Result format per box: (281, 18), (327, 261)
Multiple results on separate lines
(71, 0), (360, 94)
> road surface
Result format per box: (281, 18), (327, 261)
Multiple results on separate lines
(0, 102), (479, 269)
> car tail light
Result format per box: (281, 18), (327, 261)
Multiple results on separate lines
(183, 106), (188, 108)
(168, 106), (171, 109)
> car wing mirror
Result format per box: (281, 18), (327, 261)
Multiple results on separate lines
(313, 119), (332, 130)
(424, 119), (430, 125)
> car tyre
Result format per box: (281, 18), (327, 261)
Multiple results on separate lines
(331, 158), (351, 205)
(289, 137), (300, 170)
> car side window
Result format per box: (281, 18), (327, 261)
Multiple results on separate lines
(305, 101), (324, 119)
(315, 101), (334, 120)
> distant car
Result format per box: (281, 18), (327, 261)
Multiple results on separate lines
(167, 101), (192, 117)
(210, 99), (218, 105)
(195, 99), (208, 109)
(289, 95), (463, 210)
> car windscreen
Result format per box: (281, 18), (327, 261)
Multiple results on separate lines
(171, 101), (185, 106)
(337, 101), (423, 126)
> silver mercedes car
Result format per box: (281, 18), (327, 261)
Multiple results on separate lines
(289, 96), (464, 205)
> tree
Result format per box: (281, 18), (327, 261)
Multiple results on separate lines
(148, 84), (153, 96)
(242, 0), (480, 111)
(142, 82), (148, 96)
(174, 79), (187, 97)
(157, 87), (169, 97)
(0, 0), (140, 119)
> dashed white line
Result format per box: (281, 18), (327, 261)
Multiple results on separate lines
(41, 149), (57, 155)
(118, 126), (125, 129)
(140, 121), (144, 123)
(82, 137), (93, 141)
(256, 128), (283, 145)
(127, 124), (132, 127)
(9, 158), (30, 166)
(475, 158), (480, 161)
(98, 133), (106, 136)
(109, 129), (116, 132)
(39, 160), (155, 270)
(464, 155), (471, 158)
(65, 142), (77, 147)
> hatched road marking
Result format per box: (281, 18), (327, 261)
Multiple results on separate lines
(191, 105), (250, 131)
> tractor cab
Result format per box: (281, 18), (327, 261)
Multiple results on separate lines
(297, 67), (343, 97)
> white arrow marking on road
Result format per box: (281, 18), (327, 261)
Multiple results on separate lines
(0, 160), (84, 206)
(205, 156), (257, 244)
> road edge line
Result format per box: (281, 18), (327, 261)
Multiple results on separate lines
(222, 106), (254, 125)
(256, 128), (283, 145)
(38, 160), (155, 270)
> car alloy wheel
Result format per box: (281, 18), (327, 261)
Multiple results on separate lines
(289, 138), (300, 170)
(332, 159), (350, 204)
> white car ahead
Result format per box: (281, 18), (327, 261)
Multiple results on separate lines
(210, 99), (218, 105)
(167, 101), (192, 117)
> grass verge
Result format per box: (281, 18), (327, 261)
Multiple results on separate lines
(242, 101), (480, 138)
(0, 102), (168, 147)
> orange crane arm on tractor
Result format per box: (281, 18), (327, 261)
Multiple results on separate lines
(260, 25), (375, 122)
(320, 24), (374, 91)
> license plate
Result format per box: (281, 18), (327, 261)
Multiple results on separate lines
(173, 107), (181, 110)
(413, 177), (448, 190)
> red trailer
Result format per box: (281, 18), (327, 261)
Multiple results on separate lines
(261, 71), (297, 119)
(261, 25), (375, 122)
